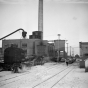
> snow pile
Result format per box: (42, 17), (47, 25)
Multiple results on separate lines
(18, 63), (31, 73)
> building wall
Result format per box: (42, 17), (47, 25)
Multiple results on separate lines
(54, 40), (65, 51)
(2, 39), (40, 55)
(35, 40), (48, 56)
(0, 48), (3, 60)
(2, 39), (48, 56)
(48, 43), (55, 57)
(79, 42), (88, 58)
(0, 48), (2, 54)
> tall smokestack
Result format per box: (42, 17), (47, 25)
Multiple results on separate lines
(38, 0), (43, 40)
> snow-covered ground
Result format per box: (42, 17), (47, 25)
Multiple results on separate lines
(0, 61), (88, 88)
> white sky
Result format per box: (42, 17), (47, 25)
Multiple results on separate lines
(0, 0), (88, 55)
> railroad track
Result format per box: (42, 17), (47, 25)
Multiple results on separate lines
(0, 62), (75, 88)
(32, 64), (75, 88)
(0, 62), (65, 78)
(0, 62), (64, 87)
(0, 62), (60, 78)
(51, 67), (75, 88)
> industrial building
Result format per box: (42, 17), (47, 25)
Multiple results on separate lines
(79, 42), (88, 59)
(2, 38), (66, 59)
(0, 0), (66, 61)
(54, 40), (65, 51)
(2, 39), (48, 56)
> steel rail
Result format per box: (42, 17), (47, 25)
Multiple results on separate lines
(0, 63), (61, 87)
(32, 66), (71, 88)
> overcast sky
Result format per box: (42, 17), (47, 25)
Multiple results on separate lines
(0, 0), (88, 55)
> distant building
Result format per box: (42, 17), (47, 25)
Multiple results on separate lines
(79, 42), (88, 59)
(54, 40), (66, 58)
(54, 40), (65, 51)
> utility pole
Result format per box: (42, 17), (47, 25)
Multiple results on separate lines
(66, 43), (68, 58)
(57, 34), (61, 62)
(72, 48), (74, 57)
(70, 46), (71, 57)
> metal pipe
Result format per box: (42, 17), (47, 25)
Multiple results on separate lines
(0, 28), (25, 40)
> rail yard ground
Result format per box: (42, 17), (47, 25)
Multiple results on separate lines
(0, 60), (88, 88)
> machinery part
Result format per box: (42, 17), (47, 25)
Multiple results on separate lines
(22, 31), (27, 38)
(0, 28), (27, 40)
(11, 63), (22, 73)
(29, 31), (42, 39)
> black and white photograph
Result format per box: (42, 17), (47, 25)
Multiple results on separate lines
(0, 0), (88, 88)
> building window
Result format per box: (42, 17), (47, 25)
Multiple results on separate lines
(4, 44), (9, 48)
(22, 43), (27, 48)
(10, 44), (18, 48)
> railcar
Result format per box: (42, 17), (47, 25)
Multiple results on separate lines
(0, 44), (25, 72)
